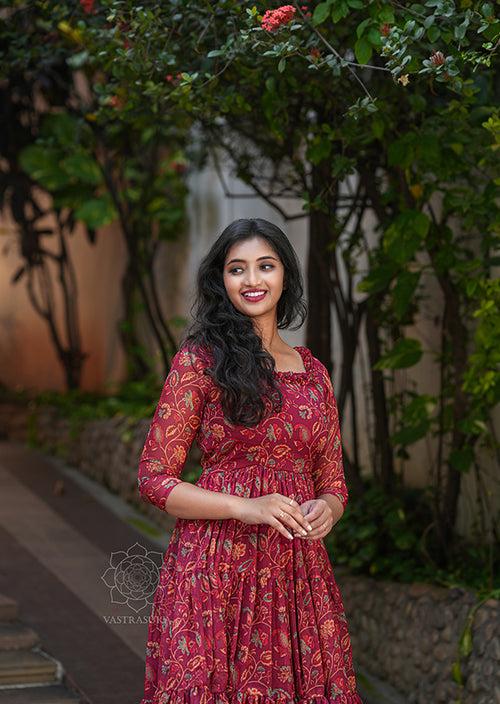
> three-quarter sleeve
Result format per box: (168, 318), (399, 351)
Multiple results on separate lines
(137, 344), (211, 511)
(312, 363), (349, 511)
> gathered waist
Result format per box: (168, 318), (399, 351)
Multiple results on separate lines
(199, 459), (311, 477)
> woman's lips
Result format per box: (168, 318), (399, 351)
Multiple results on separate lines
(241, 290), (268, 303)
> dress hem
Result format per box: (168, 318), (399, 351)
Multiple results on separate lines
(140, 682), (363, 704)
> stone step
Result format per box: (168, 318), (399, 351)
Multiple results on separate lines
(0, 622), (39, 651)
(0, 684), (82, 703)
(0, 651), (58, 686)
(0, 597), (17, 623)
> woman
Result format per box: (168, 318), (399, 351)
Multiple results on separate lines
(137, 218), (363, 704)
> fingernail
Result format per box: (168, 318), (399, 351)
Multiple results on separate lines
(301, 529), (307, 536)
(307, 525), (312, 531)
(288, 532), (294, 540)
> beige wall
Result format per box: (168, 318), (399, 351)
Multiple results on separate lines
(0, 209), (127, 393)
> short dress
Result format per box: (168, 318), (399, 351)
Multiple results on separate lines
(137, 343), (363, 704)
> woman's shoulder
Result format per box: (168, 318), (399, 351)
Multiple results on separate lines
(175, 340), (214, 373)
(300, 346), (334, 388)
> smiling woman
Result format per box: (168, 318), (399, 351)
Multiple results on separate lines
(137, 217), (363, 704)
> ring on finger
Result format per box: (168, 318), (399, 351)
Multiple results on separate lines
(278, 510), (285, 519)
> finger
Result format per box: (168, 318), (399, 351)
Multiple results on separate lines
(302, 504), (323, 520)
(304, 520), (332, 539)
(304, 507), (329, 528)
(275, 496), (313, 534)
(269, 515), (294, 540)
(278, 505), (313, 536)
(291, 507), (327, 536)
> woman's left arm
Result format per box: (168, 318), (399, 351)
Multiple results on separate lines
(311, 365), (349, 524)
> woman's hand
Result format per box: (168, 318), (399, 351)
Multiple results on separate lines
(293, 498), (334, 540)
(235, 493), (313, 540)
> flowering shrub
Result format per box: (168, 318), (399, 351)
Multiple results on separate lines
(261, 5), (296, 32)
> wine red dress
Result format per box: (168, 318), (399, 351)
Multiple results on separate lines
(137, 343), (363, 704)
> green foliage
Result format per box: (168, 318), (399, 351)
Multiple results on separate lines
(328, 478), (500, 593)
(25, 373), (165, 425)
(2, 0), (499, 577)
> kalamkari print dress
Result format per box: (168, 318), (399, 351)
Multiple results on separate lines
(137, 343), (363, 704)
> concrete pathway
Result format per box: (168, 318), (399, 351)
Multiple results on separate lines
(0, 441), (169, 704)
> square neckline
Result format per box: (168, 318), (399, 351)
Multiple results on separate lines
(273, 345), (310, 377)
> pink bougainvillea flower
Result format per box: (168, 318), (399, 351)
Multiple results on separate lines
(80, 0), (95, 14)
(261, 5), (296, 32)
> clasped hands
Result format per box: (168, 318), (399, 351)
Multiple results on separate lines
(237, 493), (334, 541)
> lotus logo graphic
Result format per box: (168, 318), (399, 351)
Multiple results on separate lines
(101, 542), (163, 613)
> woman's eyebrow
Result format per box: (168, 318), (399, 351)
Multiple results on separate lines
(226, 255), (279, 265)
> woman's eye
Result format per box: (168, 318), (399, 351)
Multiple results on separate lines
(228, 264), (274, 275)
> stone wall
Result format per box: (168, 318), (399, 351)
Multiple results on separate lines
(337, 570), (499, 704)
(1, 401), (498, 704)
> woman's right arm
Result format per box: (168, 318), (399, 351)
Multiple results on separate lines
(137, 344), (248, 520)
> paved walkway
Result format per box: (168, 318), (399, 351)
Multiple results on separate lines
(0, 441), (170, 704)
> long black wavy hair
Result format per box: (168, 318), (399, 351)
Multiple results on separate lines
(181, 217), (307, 427)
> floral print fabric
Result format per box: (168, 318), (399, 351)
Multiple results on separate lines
(138, 344), (363, 704)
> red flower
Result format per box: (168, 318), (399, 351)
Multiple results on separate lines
(170, 161), (187, 174)
(430, 50), (445, 66)
(309, 47), (321, 59)
(80, 0), (95, 14)
(380, 23), (391, 36)
(108, 95), (124, 109)
(261, 5), (296, 32)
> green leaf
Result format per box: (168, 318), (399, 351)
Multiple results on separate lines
(391, 421), (429, 446)
(278, 57), (286, 73)
(306, 135), (332, 164)
(312, 2), (331, 26)
(357, 261), (399, 294)
(427, 25), (441, 42)
(62, 154), (102, 185)
(40, 113), (79, 147)
(392, 270), (420, 320)
(379, 6), (395, 23)
(387, 134), (416, 169)
(74, 196), (117, 228)
(459, 626), (473, 658)
(19, 145), (67, 191)
(331, 2), (349, 23)
(356, 18), (371, 38)
(383, 211), (430, 265)
(367, 27), (382, 47)
(374, 338), (423, 370)
(354, 37), (372, 64)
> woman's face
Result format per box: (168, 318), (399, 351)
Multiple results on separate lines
(222, 236), (285, 319)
